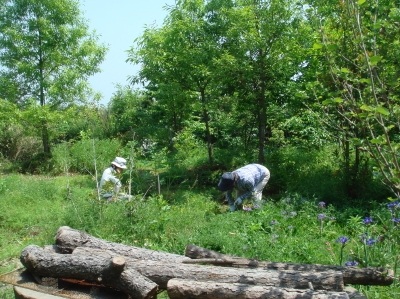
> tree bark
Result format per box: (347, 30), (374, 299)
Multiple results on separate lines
(20, 245), (158, 299)
(72, 247), (344, 291)
(55, 226), (188, 263)
(167, 278), (350, 299)
(184, 244), (394, 286)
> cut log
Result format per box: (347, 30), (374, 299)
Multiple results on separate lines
(14, 286), (66, 299)
(184, 244), (394, 286)
(55, 226), (188, 263)
(167, 278), (350, 299)
(73, 247), (344, 291)
(20, 245), (158, 299)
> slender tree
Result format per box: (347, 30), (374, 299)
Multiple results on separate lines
(0, 0), (107, 154)
(217, 0), (306, 163)
(129, 0), (227, 166)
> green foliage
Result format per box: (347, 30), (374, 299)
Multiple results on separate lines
(307, 0), (400, 199)
(0, 0), (107, 154)
(0, 174), (72, 262)
(0, 0), (107, 107)
(265, 144), (390, 204)
(2, 0), (400, 297)
(1, 171), (400, 298)
(51, 138), (123, 175)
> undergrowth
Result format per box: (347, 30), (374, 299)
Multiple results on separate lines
(0, 172), (399, 298)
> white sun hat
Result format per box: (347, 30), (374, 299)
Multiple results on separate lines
(111, 157), (127, 169)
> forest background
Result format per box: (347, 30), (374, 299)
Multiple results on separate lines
(0, 0), (400, 298)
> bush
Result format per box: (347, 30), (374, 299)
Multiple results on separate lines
(51, 138), (124, 175)
(0, 124), (42, 163)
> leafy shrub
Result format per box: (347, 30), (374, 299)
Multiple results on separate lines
(0, 125), (42, 162)
(51, 138), (123, 175)
(19, 152), (53, 174)
(264, 145), (390, 204)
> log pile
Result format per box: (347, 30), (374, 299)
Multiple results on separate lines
(18, 226), (394, 299)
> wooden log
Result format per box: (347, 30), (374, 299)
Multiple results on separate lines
(55, 226), (188, 263)
(73, 247), (344, 291)
(167, 278), (350, 299)
(184, 244), (394, 286)
(20, 245), (158, 299)
(14, 286), (66, 299)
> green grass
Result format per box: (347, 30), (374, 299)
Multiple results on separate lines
(0, 173), (399, 299)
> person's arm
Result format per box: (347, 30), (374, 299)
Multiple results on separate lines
(235, 181), (254, 205)
(113, 179), (122, 195)
(225, 190), (236, 211)
(107, 173), (122, 195)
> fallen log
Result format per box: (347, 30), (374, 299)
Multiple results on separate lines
(184, 244), (394, 286)
(20, 245), (158, 299)
(55, 226), (188, 263)
(167, 278), (350, 299)
(73, 247), (344, 291)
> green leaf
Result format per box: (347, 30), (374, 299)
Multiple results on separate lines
(327, 44), (339, 51)
(313, 43), (323, 50)
(359, 79), (370, 84)
(333, 98), (343, 103)
(322, 99), (333, 105)
(370, 139), (382, 144)
(358, 0), (366, 5)
(376, 106), (389, 116)
(360, 104), (372, 111)
(340, 68), (350, 73)
(369, 56), (382, 66)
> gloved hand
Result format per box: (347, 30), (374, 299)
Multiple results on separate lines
(234, 198), (242, 206)
(230, 205), (236, 212)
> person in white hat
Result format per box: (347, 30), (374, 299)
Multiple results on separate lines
(99, 157), (128, 201)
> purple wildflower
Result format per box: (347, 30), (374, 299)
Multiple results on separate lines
(392, 218), (400, 224)
(282, 210), (287, 215)
(318, 201), (326, 208)
(366, 238), (376, 246)
(363, 217), (373, 225)
(318, 213), (327, 220)
(387, 201), (399, 211)
(290, 211), (297, 217)
(243, 206), (252, 211)
(335, 236), (350, 244)
(345, 258), (359, 267)
(253, 204), (261, 209)
(270, 220), (277, 225)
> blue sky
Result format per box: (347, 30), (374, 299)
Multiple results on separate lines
(79, 0), (175, 105)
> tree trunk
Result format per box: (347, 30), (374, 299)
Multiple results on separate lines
(257, 48), (266, 164)
(200, 88), (213, 166)
(20, 245), (158, 299)
(55, 226), (188, 263)
(184, 244), (394, 286)
(167, 278), (350, 299)
(72, 247), (344, 291)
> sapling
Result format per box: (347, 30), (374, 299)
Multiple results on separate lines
(60, 137), (82, 224)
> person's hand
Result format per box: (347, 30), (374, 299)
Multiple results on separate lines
(230, 205), (236, 212)
(234, 198), (242, 206)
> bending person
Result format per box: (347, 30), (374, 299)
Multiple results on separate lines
(218, 163), (270, 212)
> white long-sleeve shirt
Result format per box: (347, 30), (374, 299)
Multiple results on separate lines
(99, 167), (121, 198)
